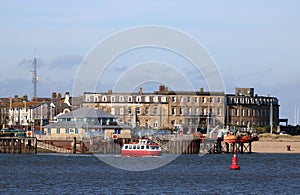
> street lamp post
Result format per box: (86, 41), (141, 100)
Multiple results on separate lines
(23, 101), (28, 131)
(40, 103), (43, 131)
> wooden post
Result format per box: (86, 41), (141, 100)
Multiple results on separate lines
(73, 137), (76, 154)
(225, 142), (229, 153)
(34, 138), (37, 154)
(240, 143), (244, 154)
(249, 142), (252, 154)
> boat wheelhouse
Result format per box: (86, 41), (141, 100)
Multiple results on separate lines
(121, 139), (162, 157)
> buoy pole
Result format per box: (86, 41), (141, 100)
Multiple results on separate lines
(229, 148), (240, 170)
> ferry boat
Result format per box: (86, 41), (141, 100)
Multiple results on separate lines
(121, 139), (162, 157)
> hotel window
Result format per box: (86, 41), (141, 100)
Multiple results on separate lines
(218, 108), (222, 116)
(161, 96), (167, 102)
(102, 96), (107, 102)
(187, 97), (191, 102)
(172, 96), (176, 103)
(119, 96), (124, 102)
(153, 107), (158, 115)
(195, 97), (199, 103)
(210, 97), (214, 103)
(111, 96), (115, 102)
(202, 108), (207, 115)
(187, 107), (191, 115)
(229, 108), (232, 116)
(75, 128), (79, 134)
(172, 107), (176, 115)
(153, 96), (158, 102)
(136, 96), (141, 102)
(56, 128), (60, 134)
(217, 97), (221, 103)
(66, 128), (69, 134)
(111, 108), (115, 115)
(120, 107), (124, 115)
(145, 96), (150, 102)
(128, 107), (132, 114)
(47, 128), (51, 134)
(136, 107), (141, 115)
(195, 108), (199, 115)
(127, 119), (131, 126)
(209, 107), (213, 115)
(171, 120), (176, 126)
(179, 108), (183, 115)
(187, 119), (191, 126)
(95, 96), (99, 102)
(145, 107), (150, 115)
(85, 96), (90, 102)
(154, 121), (158, 128)
(245, 98), (249, 104)
(128, 96), (132, 102)
(202, 97), (206, 103)
(180, 96), (184, 102)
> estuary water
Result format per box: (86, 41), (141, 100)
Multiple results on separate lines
(0, 153), (299, 194)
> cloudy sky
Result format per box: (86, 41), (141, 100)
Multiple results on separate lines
(1, 0), (300, 124)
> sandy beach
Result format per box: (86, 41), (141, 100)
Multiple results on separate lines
(252, 134), (300, 153)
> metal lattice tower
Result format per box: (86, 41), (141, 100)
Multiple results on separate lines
(32, 57), (38, 100)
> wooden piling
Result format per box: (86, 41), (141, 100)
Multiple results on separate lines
(0, 137), (37, 154)
(73, 137), (76, 154)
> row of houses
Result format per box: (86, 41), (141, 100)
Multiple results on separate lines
(0, 86), (282, 139)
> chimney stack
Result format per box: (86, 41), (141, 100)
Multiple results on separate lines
(139, 87), (143, 95)
(52, 92), (57, 99)
(57, 93), (62, 100)
(159, 85), (168, 93)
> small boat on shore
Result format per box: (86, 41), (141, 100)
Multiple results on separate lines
(223, 134), (237, 144)
(121, 139), (162, 157)
(237, 134), (251, 143)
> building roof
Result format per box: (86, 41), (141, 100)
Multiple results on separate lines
(44, 121), (88, 128)
(44, 121), (130, 129)
(58, 107), (117, 119)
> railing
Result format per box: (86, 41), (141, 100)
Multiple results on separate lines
(37, 141), (72, 153)
(150, 136), (169, 151)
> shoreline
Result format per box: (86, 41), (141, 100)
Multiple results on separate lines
(252, 140), (300, 154)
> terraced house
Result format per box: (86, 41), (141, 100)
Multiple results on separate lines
(82, 85), (226, 134)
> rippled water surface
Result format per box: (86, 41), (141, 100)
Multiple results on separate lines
(0, 153), (299, 194)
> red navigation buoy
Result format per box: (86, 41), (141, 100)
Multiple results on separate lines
(229, 149), (240, 170)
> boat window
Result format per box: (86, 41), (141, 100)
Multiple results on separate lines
(125, 145), (128, 149)
(133, 145), (136, 149)
(146, 146), (149, 149)
(137, 145), (140, 149)
(129, 145), (132, 149)
(141, 146), (144, 149)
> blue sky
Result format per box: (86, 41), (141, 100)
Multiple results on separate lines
(1, 0), (300, 124)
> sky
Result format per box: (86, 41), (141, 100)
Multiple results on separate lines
(1, 0), (300, 124)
